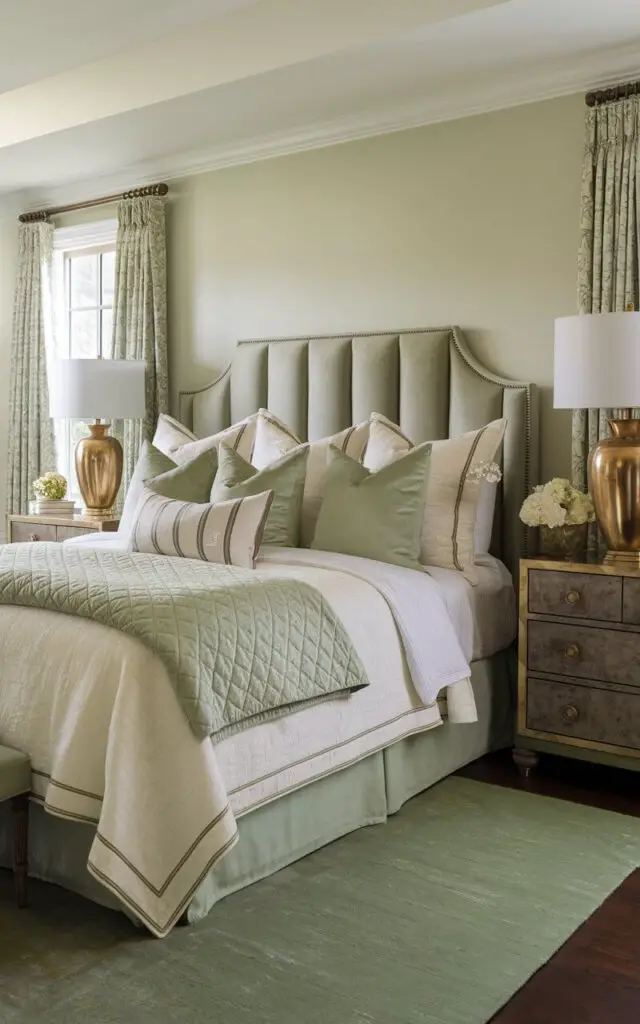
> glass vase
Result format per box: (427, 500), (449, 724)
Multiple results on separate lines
(539, 523), (588, 562)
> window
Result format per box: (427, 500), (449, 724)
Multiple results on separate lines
(48, 221), (117, 500)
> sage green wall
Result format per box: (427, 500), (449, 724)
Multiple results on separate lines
(167, 93), (584, 483)
(0, 92), (584, 531)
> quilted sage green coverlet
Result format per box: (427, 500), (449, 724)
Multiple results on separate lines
(0, 544), (368, 739)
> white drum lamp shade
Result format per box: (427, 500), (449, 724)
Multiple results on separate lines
(554, 312), (640, 409)
(49, 359), (146, 420)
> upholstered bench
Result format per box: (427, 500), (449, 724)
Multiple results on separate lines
(0, 745), (30, 907)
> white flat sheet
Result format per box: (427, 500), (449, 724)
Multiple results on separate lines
(426, 555), (517, 663)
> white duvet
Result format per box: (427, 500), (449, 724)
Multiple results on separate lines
(0, 540), (475, 936)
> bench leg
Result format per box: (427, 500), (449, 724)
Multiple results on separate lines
(11, 793), (28, 909)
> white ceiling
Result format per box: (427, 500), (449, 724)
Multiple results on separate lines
(0, 0), (257, 93)
(2, 0), (639, 210)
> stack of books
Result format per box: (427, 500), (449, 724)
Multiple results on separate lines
(34, 500), (77, 516)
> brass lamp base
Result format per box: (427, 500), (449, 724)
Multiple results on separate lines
(589, 419), (640, 567)
(75, 422), (123, 516)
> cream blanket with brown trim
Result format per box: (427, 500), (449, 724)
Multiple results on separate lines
(0, 604), (237, 937)
(0, 551), (473, 937)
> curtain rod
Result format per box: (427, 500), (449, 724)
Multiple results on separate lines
(18, 182), (168, 223)
(585, 79), (640, 107)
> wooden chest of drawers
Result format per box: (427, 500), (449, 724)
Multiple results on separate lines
(516, 559), (640, 775)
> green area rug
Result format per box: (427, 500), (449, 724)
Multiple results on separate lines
(1, 777), (639, 1024)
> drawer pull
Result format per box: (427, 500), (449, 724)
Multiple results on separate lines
(564, 642), (581, 659)
(565, 590), (581, 606)
(561, 703), (580, 724)
(29, 533), (39, 542)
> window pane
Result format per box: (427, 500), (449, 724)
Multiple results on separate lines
(70, 310), (98, 358)
(70, 254), (99, 309)
(101, 250), (115, 306)
(101, 308), (113, 356)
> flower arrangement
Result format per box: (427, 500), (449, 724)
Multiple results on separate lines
(519, 478), (595, 529)
(32, 472), (67, 501)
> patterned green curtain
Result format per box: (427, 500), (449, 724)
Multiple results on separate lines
(573, 97), (640, 556)
(6, 221), (56, 516)
(110, 195), (168, 498)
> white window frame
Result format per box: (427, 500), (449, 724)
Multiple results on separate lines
(48, 220), (118, 500)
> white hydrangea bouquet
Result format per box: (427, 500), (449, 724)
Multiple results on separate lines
(520, 478), (595, 560)
(33, 472), (68, 501)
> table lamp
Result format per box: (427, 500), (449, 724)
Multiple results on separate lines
(49, 358), (146, 516)
(554, 311), (640, 566)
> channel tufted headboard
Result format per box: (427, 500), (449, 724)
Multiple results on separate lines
(179, 327), (538, 577)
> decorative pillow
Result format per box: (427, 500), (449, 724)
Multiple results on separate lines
(132, 487), (274, 567)
(251, 409), (370, 545)
(146, 447), (218, 504)
(152, 413), (257, 465)
(474, 480), (499, 556)
(152, 413), (198, 454)
(210, 443), (309, 547)
(311, 442), (432, 569)
(364, 413), (507, 581)
(119, 441), (176, 540)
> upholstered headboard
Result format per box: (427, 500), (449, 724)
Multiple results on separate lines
(179, 327), (538, 576)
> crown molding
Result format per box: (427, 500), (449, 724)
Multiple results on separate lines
(16, 41), (640, 213)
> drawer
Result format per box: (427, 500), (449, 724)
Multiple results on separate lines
(528, 569), (622, 621)
(623, 578), (640, 625)
(526, 675), (640, 750)
(528, 618), (640, 687)
(55, 526), (94, 541)
(10, 522), (56, 543)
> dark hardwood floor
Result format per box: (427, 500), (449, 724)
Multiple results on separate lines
(456, 750), (640, 1023)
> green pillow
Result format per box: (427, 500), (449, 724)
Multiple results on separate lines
(211, 443), (309, 547)
(120, 441), (176, 538)
(311, 441), (432, 568)
(147, 447), (218, 503)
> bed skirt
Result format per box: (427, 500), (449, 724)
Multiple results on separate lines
(0, 650), (514, 927)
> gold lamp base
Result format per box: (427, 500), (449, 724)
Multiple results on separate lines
(589, 419), (640, 567)
(75, 422), (123, 516)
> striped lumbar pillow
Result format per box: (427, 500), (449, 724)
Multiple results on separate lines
(132, 487), (274, 568)
(363, 413), (506, 582)
(251, 409), (370, 546)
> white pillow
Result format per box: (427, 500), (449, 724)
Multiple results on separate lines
(364, 413), (506, 582)
(131, 487), (274, 568)
(252, 409), (370, 545)
(474, 479), (499, 557)
(153, 412), (257, 465)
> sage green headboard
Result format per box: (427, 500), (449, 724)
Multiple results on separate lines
(178, 327), (538, 576)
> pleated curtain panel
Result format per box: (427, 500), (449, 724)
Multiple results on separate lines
(573, 96), (640, 556)
(110, 194), (168, 498)
(6, 221), (56, 516)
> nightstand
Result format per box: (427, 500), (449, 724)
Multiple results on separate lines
(7, 513), (119, 544)
(514, 558), (640, 777)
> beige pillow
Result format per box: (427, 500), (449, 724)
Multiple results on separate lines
(364, 413), (506, 581)
(252, 409), (370, 545)
(132, 487), (274, 568)
(152, 413), (198, 455)
(153, 413), (257, 466)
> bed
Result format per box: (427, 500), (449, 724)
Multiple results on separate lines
(0, 326), (538, 935)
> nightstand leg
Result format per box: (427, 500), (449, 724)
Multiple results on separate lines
(512, 747), (539, 779)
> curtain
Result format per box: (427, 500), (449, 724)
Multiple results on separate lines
(110, 195), (168, 497)
(573, 97), (640, 556)
(5, 221), (56, 516)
